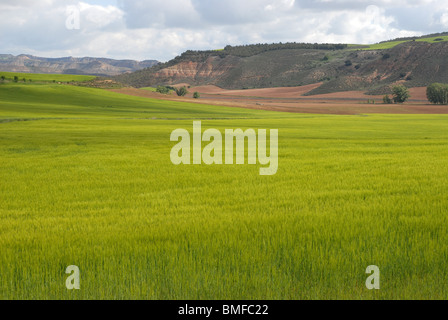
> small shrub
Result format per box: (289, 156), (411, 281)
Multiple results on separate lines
(156, 86), (171, 95)
(383, 95), (393, 104)
(175, 86), (188, 97)
(193, 92), (200, 99)
(345, 60), (352, 67)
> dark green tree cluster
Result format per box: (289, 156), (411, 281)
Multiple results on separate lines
(156, 85), (172, 94)
(427, 83), (448, 105)
(175, 86), (188, 97)
(383, 94), (393, 104)
(392, 85), (410, 103)
(221, 42), (348, 57)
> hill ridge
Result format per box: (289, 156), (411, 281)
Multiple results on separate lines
(115, 33), (448, 95)
(0, 54), (159, 76)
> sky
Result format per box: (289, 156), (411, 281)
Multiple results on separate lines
(1, 0), (448, 62)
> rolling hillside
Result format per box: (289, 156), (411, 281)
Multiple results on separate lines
(115, 32), (448, 95)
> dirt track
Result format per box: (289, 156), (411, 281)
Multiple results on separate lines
(109, 85), (448, 115)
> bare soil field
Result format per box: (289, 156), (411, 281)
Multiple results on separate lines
(109, 85), (448, 115)
(193, 83), (323, 98)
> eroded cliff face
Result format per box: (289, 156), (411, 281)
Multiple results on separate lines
(150, 56), (241, 85)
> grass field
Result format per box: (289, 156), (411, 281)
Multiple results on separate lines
(1, 82), (448, 300)
(141, 86), (158, 92)
(355, 35), (448, 50)
(141, 87), (175, 95)
(0, 72), (96, 83)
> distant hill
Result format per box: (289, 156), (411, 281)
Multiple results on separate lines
(0, 54), (159, 76)
(115, 32), (448, 95)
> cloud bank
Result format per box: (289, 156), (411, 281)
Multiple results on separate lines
(1, 0), (447, 61)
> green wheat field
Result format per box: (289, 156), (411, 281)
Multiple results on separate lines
(1, 80), (448, 300)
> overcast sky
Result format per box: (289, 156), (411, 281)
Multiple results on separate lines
(1, 0), (447, 62)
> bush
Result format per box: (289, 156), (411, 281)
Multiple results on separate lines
(392, 85), (410, 103)
(0, 75), (5, 81)
(345, 60), (352, 67)
(193, 92), (200, 99)
(156, 86), (171, 95)
(383, 95), (393, 104)
(175, 86), (188, 97)
(427, 83), (448, 105)
(14, 76), (18, 83)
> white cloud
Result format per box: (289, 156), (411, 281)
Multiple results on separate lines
(79, 2), (124, 28)
(0, 0), (446, 62)
(439, 11), (448, 27)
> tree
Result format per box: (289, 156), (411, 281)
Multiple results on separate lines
(0, 75), (5, 81)
(193, 92), (200, 99)
(14, 76), (19, 83)
(175, 86), (188, 97)
(383, 95), (393, 104)
(156, 85), (171, 94)
(427, 83), (448, 105)
(392, 85), (410, 103)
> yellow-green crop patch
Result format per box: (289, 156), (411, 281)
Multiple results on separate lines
(141, 87), (158, 92)
(1, 84), (448, 299)
(0, 71), (95, 83)
(352, 35), (448, 50)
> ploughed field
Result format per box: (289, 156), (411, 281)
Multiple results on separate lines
(111, 85), (448, 115)
(1, 82), (448, 299)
